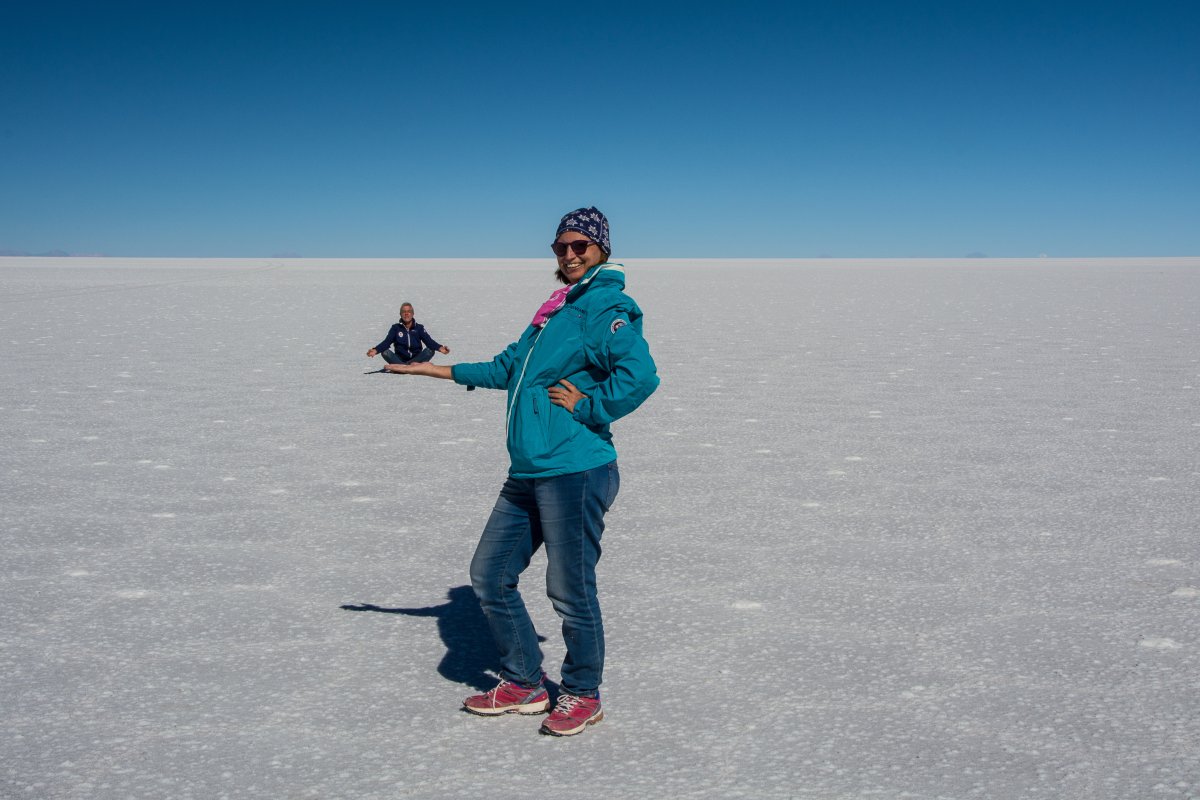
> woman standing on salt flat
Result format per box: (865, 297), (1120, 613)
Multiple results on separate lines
(384, 206), (659, 736)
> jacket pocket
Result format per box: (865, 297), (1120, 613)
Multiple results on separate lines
(511, 386), (583, 468)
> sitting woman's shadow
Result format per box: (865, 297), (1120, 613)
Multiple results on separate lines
(341, 586), (545, 692)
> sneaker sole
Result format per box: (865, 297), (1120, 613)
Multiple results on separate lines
(463, 700), (550, 717)
(539, 710), (604, 736)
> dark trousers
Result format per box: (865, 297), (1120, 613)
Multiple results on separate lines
(381, 347), (434, 365)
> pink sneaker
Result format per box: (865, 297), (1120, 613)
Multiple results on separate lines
(462, 680), (549, 716)
(539, 692), (603, 736)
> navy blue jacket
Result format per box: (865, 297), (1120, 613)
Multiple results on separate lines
(374, 320), (442, 361)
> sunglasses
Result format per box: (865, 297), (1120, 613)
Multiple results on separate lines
(551, 240), (599, 257)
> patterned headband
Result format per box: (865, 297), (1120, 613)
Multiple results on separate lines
(555, 207), (610, 255)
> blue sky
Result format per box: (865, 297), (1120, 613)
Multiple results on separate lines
(2, 1), (1197, 257)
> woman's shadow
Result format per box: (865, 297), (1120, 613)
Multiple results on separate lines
(341, 586), (545, 692)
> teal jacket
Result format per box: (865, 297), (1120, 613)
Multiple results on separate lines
(451, 263), (659, 478)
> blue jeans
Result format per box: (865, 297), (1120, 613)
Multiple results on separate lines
(470, 461), (620, 695)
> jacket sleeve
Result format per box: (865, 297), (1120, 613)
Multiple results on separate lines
(451, 338), (522, 390)
(572, 303), (659, 426)
(373, 324), (398, 353)
(419, 326), (442, 351)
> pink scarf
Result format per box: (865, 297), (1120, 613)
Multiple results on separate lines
(530, 284), (572, 328)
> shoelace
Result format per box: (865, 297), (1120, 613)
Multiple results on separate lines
(484, 680), (519, 703)
(553, 694), (586, 714)
(493, 680), (541, 699)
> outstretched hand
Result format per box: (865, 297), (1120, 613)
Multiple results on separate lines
(384, 362), (454, 380)
(386, 362), (428, 375)
(548, 378), (587, 413)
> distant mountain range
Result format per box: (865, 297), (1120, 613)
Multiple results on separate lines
(1, 250), (306, 258)
(0, 249), (110, 257)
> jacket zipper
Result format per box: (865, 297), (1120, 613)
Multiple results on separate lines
(507, 324), (546, 441)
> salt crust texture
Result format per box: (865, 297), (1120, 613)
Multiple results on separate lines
(2, 257), (1198, 799)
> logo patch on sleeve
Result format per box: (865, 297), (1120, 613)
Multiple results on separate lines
(610, 317), (628, 334)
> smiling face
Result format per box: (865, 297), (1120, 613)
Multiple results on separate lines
(399, 304), (414, 326)
(554, 231), (606, 285)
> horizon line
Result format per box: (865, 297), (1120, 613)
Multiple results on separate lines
(5, 251), (1200, 261)
(3, 255), (1199, 264)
